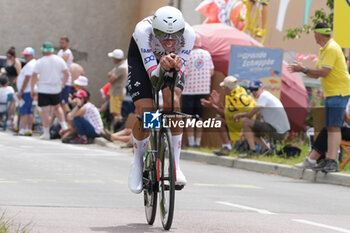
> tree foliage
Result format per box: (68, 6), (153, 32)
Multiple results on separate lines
(284, 0), (333, 40)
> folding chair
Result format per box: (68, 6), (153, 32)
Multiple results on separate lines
(340, 140), (350, 169)
(262, 136), (279, 156)
(261, 132), (286, 156)
(0, 93), (13, 130)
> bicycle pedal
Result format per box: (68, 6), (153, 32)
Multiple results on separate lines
(175, 184), (184, 190)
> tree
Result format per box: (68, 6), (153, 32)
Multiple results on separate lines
(284, 0), (333, 40)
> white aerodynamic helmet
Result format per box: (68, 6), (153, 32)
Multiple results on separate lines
(152, 6), (185, 39)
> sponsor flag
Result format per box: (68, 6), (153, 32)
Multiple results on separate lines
(303, 0), (313, 26)
(334, 0), (350, 48)
(195, 0), (236, 24)
(276, 0), (290, 31)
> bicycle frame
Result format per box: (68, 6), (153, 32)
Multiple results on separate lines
(142, 68), (183, 230)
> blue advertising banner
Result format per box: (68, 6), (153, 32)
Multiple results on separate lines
(228, 46), (283, 98)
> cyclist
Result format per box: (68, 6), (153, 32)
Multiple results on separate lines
(127, 6), (195, 194)
(249, 0), (269, 37)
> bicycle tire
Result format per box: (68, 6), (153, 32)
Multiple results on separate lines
(158, 129), (175, 230)
(143, 135), (158, 225)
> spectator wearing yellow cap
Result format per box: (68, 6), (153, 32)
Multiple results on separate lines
(288, 22), (350, 172)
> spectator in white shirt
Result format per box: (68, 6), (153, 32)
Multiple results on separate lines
(233, 80), (290, 157)
(17, 47), (36, 136)
(31, 42), (69, 140)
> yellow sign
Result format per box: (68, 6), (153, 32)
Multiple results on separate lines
(334, 0), (350, 48)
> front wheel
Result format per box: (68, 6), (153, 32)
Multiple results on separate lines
(143, 140), (158, 225)
(159, 130), (175, 230)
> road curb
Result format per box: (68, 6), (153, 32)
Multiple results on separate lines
(93, 139), (350, 187)
(180, 149), (350, 187)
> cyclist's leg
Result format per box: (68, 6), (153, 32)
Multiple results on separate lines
(129, 98), (153, 193)
(127, 36), (154, 193)
(181, 94), (195, 147)
(162, 86), (187, 185)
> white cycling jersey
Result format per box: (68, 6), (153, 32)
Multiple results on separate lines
(132, 16), (195, 78)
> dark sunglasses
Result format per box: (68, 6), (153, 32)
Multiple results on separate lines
(249, 88), (259, 92)
(153, 28), (184, 41)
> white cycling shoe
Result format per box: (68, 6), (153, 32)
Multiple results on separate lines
(175, 169), (187, 186)
(128, 162), (143, 194)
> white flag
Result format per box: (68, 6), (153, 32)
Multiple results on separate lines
(276, 0), (290, 32)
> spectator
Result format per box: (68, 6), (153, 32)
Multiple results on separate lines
(201, 76), (255, 156)
(60, 75), (89, 140)
(0, 76), (14, 127)
(73, 75), (88, 90)
(66, 90), (103, 144)
(100, 113), (136, 147)
(101, 128), (132, 143)
(1, 46), (22, 90)
(98, 82), (113, 129)
(233, 80), (290, 157)
(57, 36), (74, 114)
(31, 41), (69, 140)
(16, 47), (37, 136)
(296, 96), (350, 170)
(1, 47), (21, 128)
(182, 34), (214, 148)
(288, 23), (350, 172)
(70, 62), (86, 86)
(107, 49), (128, 128)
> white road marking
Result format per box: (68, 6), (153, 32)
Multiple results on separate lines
(18, 145), (34, 148)
(0, 180), (17, 184)
(23, 179), (57, 183)
(216, 201), (276, 215)
(113, 179), (127, 184)
(293, 219), (350, 233)
(74, 179), (105, 184)
(194, 183), (262, 189)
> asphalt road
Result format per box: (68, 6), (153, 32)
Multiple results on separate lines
(1, 131), (350, 233)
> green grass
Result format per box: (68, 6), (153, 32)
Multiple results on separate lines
(0, 211), (32, 233)
(185, 142), (350, 174)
